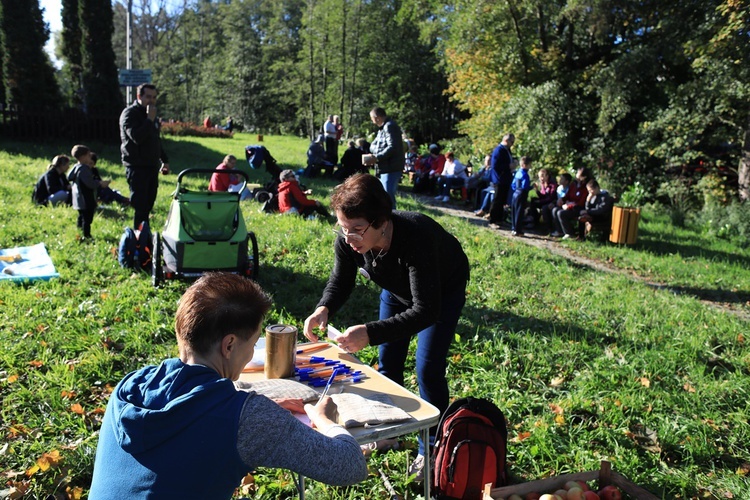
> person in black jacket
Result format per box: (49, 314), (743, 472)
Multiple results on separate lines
(119, 83), (170, 227)
(303, 173), (469, 480)
(32, 155), (71, 206)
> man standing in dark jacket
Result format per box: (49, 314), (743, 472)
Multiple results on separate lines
(487, 133), (515, 229)
(362, 107), (404, 208)
(119, 83), (170, 228)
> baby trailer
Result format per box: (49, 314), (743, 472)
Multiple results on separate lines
(152, 168), (259, 287)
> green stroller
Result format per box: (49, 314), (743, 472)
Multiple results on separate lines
(152, 168), (259, 287)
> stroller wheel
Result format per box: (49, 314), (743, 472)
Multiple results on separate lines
(152, 233), (163, 287)
(246, 232), (259, 280)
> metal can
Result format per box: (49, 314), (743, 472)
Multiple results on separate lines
(264, 324), (297, 379)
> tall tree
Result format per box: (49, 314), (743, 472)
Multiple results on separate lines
(79, 0), (123, 115)
(60, 0), (82, 108)
(0, 0), (61, 110)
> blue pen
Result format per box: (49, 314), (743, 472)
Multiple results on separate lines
(309, 376), (363, 387)
(317, 367), (342, 403)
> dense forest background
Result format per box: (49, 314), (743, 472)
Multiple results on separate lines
(1, 0), (749, 202)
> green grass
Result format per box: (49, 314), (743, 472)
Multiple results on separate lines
(1, 134), (749, 499)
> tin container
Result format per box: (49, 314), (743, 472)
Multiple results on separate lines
(264, 324), (297, 379)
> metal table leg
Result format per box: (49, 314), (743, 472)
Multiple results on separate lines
(422, 427), (432, 499)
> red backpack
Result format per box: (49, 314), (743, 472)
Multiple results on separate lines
(431, 397), (508, 499)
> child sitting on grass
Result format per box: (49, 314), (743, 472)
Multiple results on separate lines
(68, 145), (108, 240)
(90, 152), (130, 207)
(277, 169), (331, 219)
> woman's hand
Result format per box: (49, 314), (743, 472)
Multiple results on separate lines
(336, 325), (370, 353)
(303, 306), (329, 342)
(304, 396), (339, 429)
(274, 398), (306, 414)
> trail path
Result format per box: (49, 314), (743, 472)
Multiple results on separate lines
(410, 193), (750, 321)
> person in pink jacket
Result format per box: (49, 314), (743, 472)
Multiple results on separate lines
(277, 169), (331, 218)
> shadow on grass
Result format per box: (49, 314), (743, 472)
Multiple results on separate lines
(638, 226), (750, 267)
(645, 282), (750, 306)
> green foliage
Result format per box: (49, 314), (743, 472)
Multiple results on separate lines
(695, 172), (732, 208)
(79, 0), (123, 115)
(0, 0), (61, 109)
(699, 200), (750, 246)
(1, 136), (750, 498)
(657, 178), (697, 227)
(616, 182), (648, 208)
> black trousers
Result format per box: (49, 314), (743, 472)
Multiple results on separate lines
(77, 206), (96, 237)
(488, 181), (511, 224)
(126, 167), (159, 228)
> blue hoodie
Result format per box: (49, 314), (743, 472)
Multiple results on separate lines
(89, 359), (249, 499)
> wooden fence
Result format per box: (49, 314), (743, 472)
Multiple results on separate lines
(0, 106), (120, 142)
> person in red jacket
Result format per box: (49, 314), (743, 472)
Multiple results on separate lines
(277, 169), (331, 218)
(551, 166), (593, 238)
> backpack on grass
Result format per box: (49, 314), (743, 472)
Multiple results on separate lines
(118, 222), (153, 272)
(431, 396), (508, 500)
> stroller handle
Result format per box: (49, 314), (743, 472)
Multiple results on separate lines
(177, 168), (249, 194)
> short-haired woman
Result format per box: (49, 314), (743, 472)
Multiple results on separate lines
(90, 273), (367, 498)
(303, 173), (470, 479)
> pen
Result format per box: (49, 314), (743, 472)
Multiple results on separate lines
(317, 367), (342, 403)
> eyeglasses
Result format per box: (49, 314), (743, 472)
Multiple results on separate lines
(332, 221), (372, 242)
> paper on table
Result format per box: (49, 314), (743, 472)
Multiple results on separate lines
(245, 336), (266, 368)
(327, 325), (342, 341)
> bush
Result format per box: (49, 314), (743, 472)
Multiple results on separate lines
(657, 178), (697, 227)
(160, 121), (233, 138)
(699, 199), (750, 246)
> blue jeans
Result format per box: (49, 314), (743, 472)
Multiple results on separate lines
(511, 189), (528, 232)
(379, 171), (401, 209)
(377, 285), (466, 455)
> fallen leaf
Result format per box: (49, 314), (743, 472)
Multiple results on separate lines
(549, 403), (564, 415)
(7, 374), (18, 383)
(683, 383), (696, 393)
(737, 462), (750, 476)
(451, 353), (462, 363)
(28, 360), (44, 368)
(737, 334), (744, 344)
(639, 377), (650, 388)
(554, 414), (565, 425)
(66, 486), (83, 500)
(61, 390), (76, 399)
(516, 431), (531, 442)
(550, 376), (565, 387)
(70, 404), (84, 415)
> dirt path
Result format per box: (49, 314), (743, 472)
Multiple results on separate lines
(411, 193), (750, 321)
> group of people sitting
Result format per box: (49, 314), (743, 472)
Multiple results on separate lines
(304, 135), (371, 181)
(479, 163), (614, 240)
(32, 147), (130, 239)
(208, 154), (331, 220)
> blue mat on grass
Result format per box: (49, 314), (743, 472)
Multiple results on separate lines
(0, 243), (59, 282)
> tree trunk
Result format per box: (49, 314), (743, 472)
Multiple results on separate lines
(739, 113), (750, 202)
(506, 0), (529, 82)
(307, 0), (316, 139)
(347, 0), (363, 130)
(339, 0), (347, 120)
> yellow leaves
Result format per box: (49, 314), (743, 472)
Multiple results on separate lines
(28, 360), (44, 369)
(7, 424), (31, 439)
(554, 414), (565, 426)
(639, 377), (651, 388)
(61, 390), (76, 399)
(683, 383), (696, 393)
(7, 374), (19, 383)
(737, 333), (745, 344)
(66, 486), (83, 500)
(70, 403), (85, 415)
(26, 450), (62, 477)
(549, 403), (565, 426)
(451, 353), (463, 363)
(549, 375), (565, 387)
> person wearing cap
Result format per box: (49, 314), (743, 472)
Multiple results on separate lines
(305, 135), (335, 178)
(277, 169), (332, 219)
(362, 107), (405, 208)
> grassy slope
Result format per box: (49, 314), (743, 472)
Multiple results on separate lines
(0, 134), (749, 499)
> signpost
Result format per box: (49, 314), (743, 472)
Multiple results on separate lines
(118, 69), (152, 88)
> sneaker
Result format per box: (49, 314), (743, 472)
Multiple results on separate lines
(434, 194), (443, 200)
(474, 210), (486, 217)
(488, 223), (500, 230)
(441, 195), (450, 202)
(550, 231), (563, 237)
(562, 234), (571, 240)
(408, 454), (425, 482)
(511, 231), (517, 236)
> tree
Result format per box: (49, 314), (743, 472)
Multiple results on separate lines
(79, 0), (123, 115)
(0, 0), (61, 110)
(60, 0), (83, 108)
